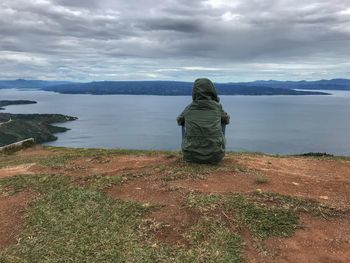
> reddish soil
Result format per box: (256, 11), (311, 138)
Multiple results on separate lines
(106, 178), (199, 245)
(172, 155), (350, 209)
(264, 215), (350, 263)
(0, 164), (36, 178)
(17, 145), (57, 157)
(106, 154), (350, 262)
(0, 191), (35, 249)
(73, 154), (169, 175)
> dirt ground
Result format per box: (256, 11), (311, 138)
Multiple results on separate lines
(0, 147), (349, 262)
(173, 155), (350, 208)
(0, 191), (35, 249)
(0, 164), (36, 179)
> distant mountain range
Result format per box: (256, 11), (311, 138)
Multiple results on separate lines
(237, 78), (350, 90)
(40, 81), (329, 96)
(1, 78), (350, 95)
(0, 79), (71, 88)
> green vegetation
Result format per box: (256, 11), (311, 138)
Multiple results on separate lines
(186, 192), (299, 238)
(0, 174), (156, 262)
(232, 150), (350, 161)
(249, 192), (349, 218)
(0, 174), (71, 195)
(0, 150), (73, 169)
(0, 113), (77, 146)
(0, 100), (37, 110)
(186, 191), (348, 238)
(297, 152), (334, 157)
(81, 170), (150, 190)
(0, 146), (177, 169)
(0, 138), (35, 154)
(187, 218), (243, 262)
(254, 175), (269, 184)
(45, 145), (177, 156)
(155, 162), (216, 181)
(42, 80), (331, 95)
(156, 159), (250, 182)
(77, 172), (124, 190)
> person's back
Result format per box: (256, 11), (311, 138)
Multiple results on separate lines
(177, 78), (230, 164)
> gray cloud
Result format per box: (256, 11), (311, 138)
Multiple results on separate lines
(0, 0), (349, 81)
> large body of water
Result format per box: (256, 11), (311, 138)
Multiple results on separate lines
(1, 89), (350, 155)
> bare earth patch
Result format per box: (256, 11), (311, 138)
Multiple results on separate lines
(106, 178), (199, 245)
(16, 145), (61, 157)
(104, 154), (350, 262)
(0, 164), (36, 178)
(0, 191), (35, 249)
(73, 154), (168, 175)
(264, 215), (350, 263)
(172, 155), (350, 209)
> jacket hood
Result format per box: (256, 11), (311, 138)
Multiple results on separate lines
(192, 78), (219, 102)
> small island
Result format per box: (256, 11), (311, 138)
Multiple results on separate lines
(0, 100), (77, 147)
(0, 100), (37, 110)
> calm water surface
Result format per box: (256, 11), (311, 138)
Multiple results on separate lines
(1, 89), (350, 155)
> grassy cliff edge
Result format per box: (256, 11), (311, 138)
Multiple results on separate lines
(0, 147), (349, 262)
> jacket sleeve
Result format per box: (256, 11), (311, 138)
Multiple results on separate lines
(176, 106), (190, 126)
(220, 104), (230, 125)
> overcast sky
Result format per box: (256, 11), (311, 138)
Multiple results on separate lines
(1, 0), (350, 82)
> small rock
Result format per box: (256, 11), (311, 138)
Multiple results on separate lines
(319, 196), (329, 200)
(136, 187), (142, 190)
(292, 182), (300, 186)
(256, 188), (262, 193)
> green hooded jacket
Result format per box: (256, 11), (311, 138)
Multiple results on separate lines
(177, 78), (230, 164)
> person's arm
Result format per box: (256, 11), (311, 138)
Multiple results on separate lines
(220, 104), (230, 125)
(176, 106), (190, 126)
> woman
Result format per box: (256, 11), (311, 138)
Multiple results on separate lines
(177, 78), (230, 164)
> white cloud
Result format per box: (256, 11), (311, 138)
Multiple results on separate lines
(221, 11), (241, 21)
(202, 0), (239, 9)
(339, 7), (350, 15)
(182, 66), (226, 71)
(0, 51), (48, 66)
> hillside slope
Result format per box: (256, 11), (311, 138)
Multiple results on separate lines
(0, 114), (77, 146)
(0, 146), (349, 262)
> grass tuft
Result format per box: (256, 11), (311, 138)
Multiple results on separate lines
(187, 192), (299, 237)
(0, 185), (155, 262)
(249, 191), (349, 218)
(0, 174), (71, 195)
(79, 173), (124, 190)
(254, 175), (269, 184)
(185, 218), (243, 262)
(78, 170), (150, 190)
(0, 147), (176, 170)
